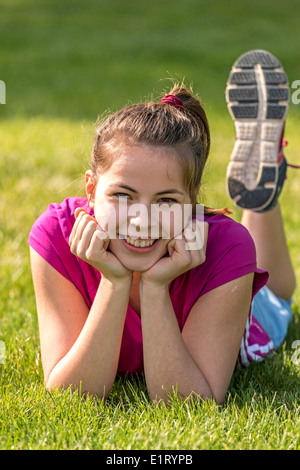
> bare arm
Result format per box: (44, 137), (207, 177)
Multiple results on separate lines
(139, 221), (253, 404)
(30, 209), (132, 397)
(30, 249), (131, 397)
(140, 273), (253, 404)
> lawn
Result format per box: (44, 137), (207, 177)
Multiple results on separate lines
(0, 0), (300, 450)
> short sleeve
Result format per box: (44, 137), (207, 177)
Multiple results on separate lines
(29, 203), (74, 281)
(28, 198), (98, 307)
(186, 214), (269, 303)
(205, 220), (268, 297)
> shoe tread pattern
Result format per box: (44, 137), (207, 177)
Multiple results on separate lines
(226, 49), (289, 121)
(225, 50), (289, 211)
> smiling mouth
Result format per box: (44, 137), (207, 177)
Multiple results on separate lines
(125, 235), (157, 247)
(124, 235), (156, 248)
(118, 233), (159, 249)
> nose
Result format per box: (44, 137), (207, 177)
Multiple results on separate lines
(130, 216), (142, 227)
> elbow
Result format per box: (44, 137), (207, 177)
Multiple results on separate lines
(45, 373), (112, 399)
(187, 390), (226, 406)
(45, 380), (111, 400)
(44, 372), (68, 394)
(148, 391), (225, 406)
(213, 393), (226, 406)
(190, 390), (226, 406)
(44, 368), (68, 394)
(147, 382), (225, 406)
(208, 386), (227, 406)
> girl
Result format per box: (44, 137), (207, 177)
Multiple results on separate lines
(29, 50), (296, 404)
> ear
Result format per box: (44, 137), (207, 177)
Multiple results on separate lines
(85, 170), (96, 208)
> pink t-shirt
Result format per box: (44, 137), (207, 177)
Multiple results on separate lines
(28, 197), (270, 373)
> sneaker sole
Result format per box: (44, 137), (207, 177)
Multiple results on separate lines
(225, 49), (289, 211)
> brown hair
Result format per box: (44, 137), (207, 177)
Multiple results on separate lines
(90, 83), (231, 216)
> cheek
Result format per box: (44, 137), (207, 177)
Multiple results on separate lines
(107, 238), (121, 255)
(116, 201), (130, 236)
(157, 206), (186, 239)
(94, 201), (127, 239)
(94, 201), (187, 241)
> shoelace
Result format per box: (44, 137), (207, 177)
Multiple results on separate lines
(282, 139), (300, 169)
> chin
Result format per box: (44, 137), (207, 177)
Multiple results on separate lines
(121, 259), (158, 273)
(116, 252), (165, 273)
(109, 239), (168, 273)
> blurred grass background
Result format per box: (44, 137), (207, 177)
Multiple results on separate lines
(1, 0), (300, 118)
(1, 0), (300, 450)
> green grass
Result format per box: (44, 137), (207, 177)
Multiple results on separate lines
(1, 0), (300, 450)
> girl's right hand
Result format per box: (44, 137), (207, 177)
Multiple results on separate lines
(69, 208), (132, 284)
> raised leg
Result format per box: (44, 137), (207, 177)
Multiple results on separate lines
(241, 204), (296, 301)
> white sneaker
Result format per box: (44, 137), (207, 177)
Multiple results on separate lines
(225, 49), (289, 212)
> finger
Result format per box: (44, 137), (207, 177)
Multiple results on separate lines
(167, 238), (176, 257)
(75, 207), (98, 225)
(74, 207), (98, 239)
(77, 219), (99, 255)
(86, 229), (110, 260)
(185, 222), (209, 267)
(94, 228), (110, 252)
(75, 207), (88, 219)
(69, 212), (97, 252)
(70, 208), (88, 245)
(167, 236), (192, 265)
(184, 220), (208, 251)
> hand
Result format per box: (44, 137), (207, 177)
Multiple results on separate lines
(69, 208), (132, 283)
(140, 221), (209, 288)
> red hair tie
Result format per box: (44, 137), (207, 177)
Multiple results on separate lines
(160, 94), (184, 110)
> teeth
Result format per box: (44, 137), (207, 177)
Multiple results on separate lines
(126, 236), (156, 247)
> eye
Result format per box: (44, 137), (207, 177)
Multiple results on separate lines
(158, 197), (178, 204)
(113, 192), (131, 199)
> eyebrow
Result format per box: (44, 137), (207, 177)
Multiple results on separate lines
(113, 184), (185, 196)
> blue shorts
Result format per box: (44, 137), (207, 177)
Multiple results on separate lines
(251, 285), (293, 350)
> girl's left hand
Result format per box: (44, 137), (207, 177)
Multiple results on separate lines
(140, 221), (209, 287)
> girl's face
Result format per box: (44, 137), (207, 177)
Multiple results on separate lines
(86, 144), (193, 272)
